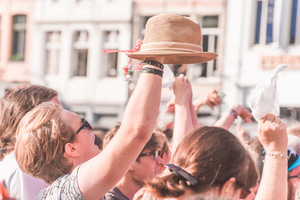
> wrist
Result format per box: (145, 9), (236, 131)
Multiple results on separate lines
(264, 152), (289, 160)
(142, 60), (164, 70)
(263, 146), (287, 155)
(140, 67), (163, 77)
(230, 109), (238, 119)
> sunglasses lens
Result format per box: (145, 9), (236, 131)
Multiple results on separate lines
(240, 189), (250, 199)
(85, 121), (93, 130)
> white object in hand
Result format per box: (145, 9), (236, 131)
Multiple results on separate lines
(248, 64), (288, 120)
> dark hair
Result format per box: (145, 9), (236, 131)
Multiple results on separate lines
(147, 126), (258, 198)
(103, 123), (164, 160)
(0, 84), (58, 160)
(102, 123), (121, 149)
(247, 136), (264, 181)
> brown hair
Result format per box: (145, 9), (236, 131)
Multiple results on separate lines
(147, 126), (258, 198)
(103, 123), (165, 160)
(15, 102), (75, 184)
(0, 84), (58, 159)
(102, 123), (121, 149)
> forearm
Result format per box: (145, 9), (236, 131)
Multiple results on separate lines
(255, 154), (287, 200)
(79, 63), (163, 200)
(123, 71), (162, 139)
(173, 103), (193, 152)
(214, 110), (236, 130)
(190, 99), (199, 129)
(193, 99), (204, 114)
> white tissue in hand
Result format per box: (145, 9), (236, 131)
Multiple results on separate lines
(162, 64), (175, 88)
(248, 64), (288, 120)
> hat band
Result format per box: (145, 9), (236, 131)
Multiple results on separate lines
(140, 42), (203, 52)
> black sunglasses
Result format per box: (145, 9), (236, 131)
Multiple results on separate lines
(236, 182), (251, 199)
(76, 118), (93, 134)
(139, 150), (161, 161)
(239, 188), (251, 199)
(288, 175), (300, 179)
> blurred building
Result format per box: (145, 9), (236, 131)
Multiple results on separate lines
(31, 0), (133, 129)
(0, 0), (299, 130)
(224, 0), (300, 121)
(0, 0), (34, 96)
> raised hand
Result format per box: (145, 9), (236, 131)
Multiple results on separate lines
(258, 113), (287, 153)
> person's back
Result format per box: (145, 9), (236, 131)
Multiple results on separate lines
(0, 153), (48, 200)
(0, 84), (58, 200)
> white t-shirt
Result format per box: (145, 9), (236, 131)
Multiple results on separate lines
(0, 153), (48, 200)
(37, 165), (85, 200)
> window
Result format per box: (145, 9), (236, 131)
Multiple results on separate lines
(290, 0), (300, 44)
(254, 0), (275, 44)
(11, 15), (27, 61)
(72, 30), (89, 77)
(45, 31), (61, 75)
(102, 30), (119, 77)
(187, 16), (219, 79)
(140, 16), (151, 39)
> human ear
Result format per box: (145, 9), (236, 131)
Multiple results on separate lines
(64, 142), (80, 157)
(221, 177), (237, 197)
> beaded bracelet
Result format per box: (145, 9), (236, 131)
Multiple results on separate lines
(230, 109), (238, 119)
(141, 67), (163, 77)
(142, 60), (164, 70)
(265, 152), (289, 160)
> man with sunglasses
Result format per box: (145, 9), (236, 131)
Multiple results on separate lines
(14, 58), (164, 200)
(103, 127), (165, 200)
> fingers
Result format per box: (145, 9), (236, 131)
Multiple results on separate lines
(173, 74), (192, 105)
(259, 113), (277, 124)
(258, 113), (287, 152)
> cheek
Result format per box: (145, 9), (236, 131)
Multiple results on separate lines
(163, 151), (172, 164)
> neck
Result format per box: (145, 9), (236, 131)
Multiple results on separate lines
(178, 188), (220, 200)
(116, 176), (143, 199)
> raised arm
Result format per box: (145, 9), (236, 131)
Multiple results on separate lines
(214, 104), (253, 130)
(172, 74), (194, 152)
(255, 113), (288, 200)
(78, 58), (164, 200)
(193, 89), (221, 113)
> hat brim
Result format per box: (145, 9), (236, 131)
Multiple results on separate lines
(126, 51), (218, 64)
(289, 156), (300, 171)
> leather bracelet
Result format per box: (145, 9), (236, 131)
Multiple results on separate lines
(142, 60), (164, 70)
(141, 67), (163, 77)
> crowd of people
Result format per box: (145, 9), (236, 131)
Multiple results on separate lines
(0, 13), (299, 200)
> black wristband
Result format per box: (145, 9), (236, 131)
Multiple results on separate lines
(141, 67), (163, 77)
(143, 60), (164, 70)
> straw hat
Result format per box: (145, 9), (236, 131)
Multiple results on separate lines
(127, 13), (218, 64)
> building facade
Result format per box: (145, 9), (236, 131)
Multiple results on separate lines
(31, 0), (133, 129)
(0, 0), (34, 96)
(224, 0), (300, 120)
(1, 0), (298, 129)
